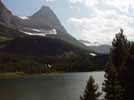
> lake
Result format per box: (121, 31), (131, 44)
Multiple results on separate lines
(0, 72), (104, 100)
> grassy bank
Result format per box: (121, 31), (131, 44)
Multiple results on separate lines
(0, 72), (28, 78)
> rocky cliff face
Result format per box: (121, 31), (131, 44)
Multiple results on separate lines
(0, 0), (23, 28)
(0, 0), (66, 33)
(30, 6), (66, 32)
(0, 0), (12, 26)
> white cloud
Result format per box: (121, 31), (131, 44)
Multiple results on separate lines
(67, 15), (134, 44)
(70, 0), (134, 12)
(40, 0), (56, 3)
(68, 0), (134, 44)
(104, 0), (132, 13)
(46, 0), (56, 2)
(70, 0), (83, 4)
(70, 0), (98, 7)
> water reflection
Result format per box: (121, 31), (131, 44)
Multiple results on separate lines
(0, 72), (104, 100)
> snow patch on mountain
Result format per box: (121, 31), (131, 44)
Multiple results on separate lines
(83, 42), (101, 46)
(90, 53), (97, 56)
(31, 29), (41, 32)
(22, 31), (46, 36)
(21, 28), (57, 36)
(19, 16), (29, 20)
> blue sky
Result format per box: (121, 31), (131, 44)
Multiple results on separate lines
(2, 0), (134, 45)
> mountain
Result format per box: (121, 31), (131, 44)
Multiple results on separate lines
(0, 0), (22, 28)
(0, 0), (109, 73)
(0, 0), (90, 57)
(79, 40), (111, 54)
(0, 0), (13, 26)
(30, 6), (86, 48)
(89, 45), (111, 54)
(30, 6), (66, 32)
(0, 36), (85, 57)
(0, 0), (87, 49)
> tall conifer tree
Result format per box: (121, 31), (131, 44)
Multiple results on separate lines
(80, 76), (101, 100)
(103, 58), (124, 100)
(103, 29), (129, 100)
(125, 43), (134, 100)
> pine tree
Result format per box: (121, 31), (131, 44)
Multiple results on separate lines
(124, 43), (134, 100)
(80, 76), (101, 100)
(103, 58), (124, 100)
(103, 29), (129, 100)
(111, 29), (129, 73)
(112, 29), (130, 100)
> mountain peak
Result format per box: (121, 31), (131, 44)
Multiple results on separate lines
(0, 0), (4, 7)
(40, 5), (51, 10)
(31, 5), (66, 32)
(0, 2), (87, 49)
(37, 5), (53, 14)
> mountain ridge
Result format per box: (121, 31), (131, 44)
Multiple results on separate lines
(79, 40), (111, 54)
(0, 1), (87, 49)
(0, 36), (85, 57)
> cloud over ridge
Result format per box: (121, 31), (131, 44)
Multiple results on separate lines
(68, 0), (134, 44)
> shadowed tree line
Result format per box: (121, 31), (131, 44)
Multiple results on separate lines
(81, 29), (134, 100)
(0, 51), (106, 74)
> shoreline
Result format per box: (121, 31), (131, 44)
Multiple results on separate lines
(0, 71), (104, 78)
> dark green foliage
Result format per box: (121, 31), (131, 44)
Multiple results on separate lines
(0, 36), (87, 57)
(111, 29), (129, 71)
(61, 52), (106, 72)
(124, 43), (134, 100)
(0, 53), (44, 73)
(0, 24), (25, 37)
(103, 29), (134, 100)
(63, 52), (91, 72)
(0, 52), (104, 73)
(80, 76), (101, 100)
(90, 54), (108, 71)
(103, 58), (124, 100)
(0, 23), (107, 73)
(103, 29), (129, 100)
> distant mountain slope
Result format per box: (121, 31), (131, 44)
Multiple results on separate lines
(0, 36), (85, 57)
(0, 24), (25, 37)
(89, 45), (111, 54)
(79, 40), (111, 54)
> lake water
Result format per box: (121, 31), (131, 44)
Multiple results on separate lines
(0, 72), (104, 100)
